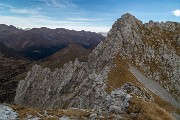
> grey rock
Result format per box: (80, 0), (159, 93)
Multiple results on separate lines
(89, 113), (97, 120)
(115, 115), (124, 120)
(59, 116), (71, 120)
(0, 104), (18, 120)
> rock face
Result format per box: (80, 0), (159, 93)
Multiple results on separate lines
(15, 13), (179, 114)
(107, 14), (180, 102)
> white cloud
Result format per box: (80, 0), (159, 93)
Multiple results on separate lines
(67, 18), (104, 22)
(0, 3), (13, 8)
(0, 3), (40, 15)
(39, 0), (77, 9)
(10, 8), (40, 15)
(0, 15), (110, 32)
(58, 25), (110, 32)
(0, 1), (110, 32)
(172, 9), (180, 17)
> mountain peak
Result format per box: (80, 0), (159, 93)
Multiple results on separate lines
(108, 13), (142, 38)
(120, 13), (141, 23)
(121, 13), (136, 19)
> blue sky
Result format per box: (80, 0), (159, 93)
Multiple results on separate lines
(0, 0), (179, 32)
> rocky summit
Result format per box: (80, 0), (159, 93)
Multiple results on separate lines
(14, 13), (180, 119)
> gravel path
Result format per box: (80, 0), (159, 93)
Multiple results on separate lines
(129, 66), (180, 108)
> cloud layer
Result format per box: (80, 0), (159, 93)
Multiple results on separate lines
(172, 9), (180, 17)
(0, 15), (110, 32)
(0, 1), (110, 32)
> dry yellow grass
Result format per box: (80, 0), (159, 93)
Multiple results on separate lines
(106, 55), (143, 93)
(9, 104), (42, 118)
(8, 104), (92, 119)
(106, 55), (179, 119)
(124, 98), (174, 120)
(152, 93), (180, 115)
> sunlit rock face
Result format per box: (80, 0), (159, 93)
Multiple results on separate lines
(15, 13), (179, 113)
(107, 13), (180, 102)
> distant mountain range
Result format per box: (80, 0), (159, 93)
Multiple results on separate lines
(0, 41), (30, 102)
(40, 44), (91, 70)
(0, 41), (26, 59)
(0, 24), (104, 60)
(98, 32), (108, 37)
(0, 25), (104, 103)
(0, 42), (17, 57)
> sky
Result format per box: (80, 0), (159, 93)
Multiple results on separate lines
(0, 0), (179, 32)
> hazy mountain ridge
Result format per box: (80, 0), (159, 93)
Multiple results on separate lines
(39, 44), (91, 70)
(0, 25), (104, 60)
(14, 13), (179, 119)
(0, 42), (30, 103)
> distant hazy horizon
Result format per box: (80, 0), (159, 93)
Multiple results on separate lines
(0, 0), (179, 32)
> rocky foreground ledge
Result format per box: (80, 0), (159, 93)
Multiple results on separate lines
(0, 104), (18, 120)
(1, 102), (177, 120)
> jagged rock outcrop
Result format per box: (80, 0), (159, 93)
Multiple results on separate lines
(15, 13), (179, 116)
(107, 13), (180, 102)
(15, 61), (152, 114)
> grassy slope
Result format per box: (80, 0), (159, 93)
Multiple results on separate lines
(0, 43), (31, 103)
(39, 44), (91, 70)
(106, 55), (179, 119)
(9, 104), (92, 120)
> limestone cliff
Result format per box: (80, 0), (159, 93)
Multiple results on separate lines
(107, 14), (180, 102)
(14, 13), (179, 119)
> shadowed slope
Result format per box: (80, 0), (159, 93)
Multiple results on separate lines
(40, 44), (91, 70)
